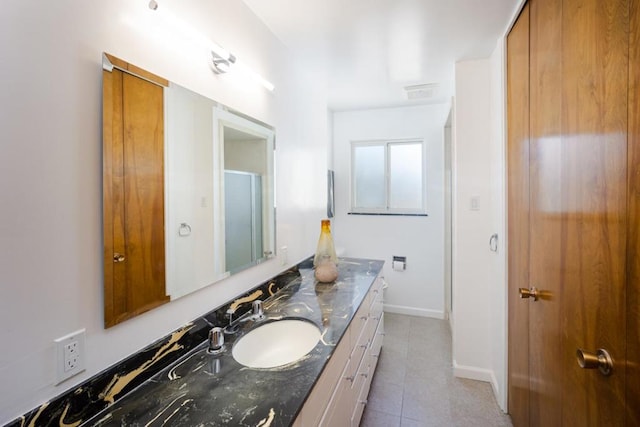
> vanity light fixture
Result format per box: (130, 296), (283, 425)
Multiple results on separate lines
(211, 51), (236, 74)
(146, 0), (275, 92)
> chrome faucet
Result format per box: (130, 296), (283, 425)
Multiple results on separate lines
(252, 299), (265, 320)
(223, 299), (265, 335)
(224, 307), (240, 334)
(207, 327), (225, 354)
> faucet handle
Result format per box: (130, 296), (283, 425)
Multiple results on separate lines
(208, 327), (225, 354)
(252, 299), (264, 318)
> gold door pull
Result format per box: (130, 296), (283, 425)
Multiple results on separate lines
(576, 348), (613, 376)
(519, 287), (539, 301)
(113, 253), (126, 263)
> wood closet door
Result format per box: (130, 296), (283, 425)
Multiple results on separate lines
(627, 1), (640, 424)
(507, 0), (630, 424)
(506, 4), (531, 426)
(527, 0), (563, 423)
(560, 0), (628, 424)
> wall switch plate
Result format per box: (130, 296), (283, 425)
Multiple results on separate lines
(470, 196), (480, 211)
(54, 329), (86, 384)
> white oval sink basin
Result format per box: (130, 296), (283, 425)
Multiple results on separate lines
(232, 319), (321, 368)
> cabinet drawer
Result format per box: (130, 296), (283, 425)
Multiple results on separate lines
(295, 333), (350, 426)
(370, 280), (383, 302)
(369, 314), (384, 372)
(370, 293), (383, 323)
(350, 364), (371, 427)
(320, 364), (353, 427)
(350, 300), (370, 350)
(346, 329), (369, 382)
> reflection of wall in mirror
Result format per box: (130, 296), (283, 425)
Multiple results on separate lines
(165, 84), (225, 300)
(224, 137), (267, 174)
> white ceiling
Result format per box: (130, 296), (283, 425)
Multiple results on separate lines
(243, 0), (521, 111)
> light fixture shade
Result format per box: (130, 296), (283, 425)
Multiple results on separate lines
(212, 51), (236, 74)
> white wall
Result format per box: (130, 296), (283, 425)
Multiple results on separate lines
(452, 58), (493, 379)
(165, 84), (220, 299)
(0, 1), (327, 423)
(452, 48), (507, 412)
(332, 105), (450, 318)
(488, 39), (508, 411)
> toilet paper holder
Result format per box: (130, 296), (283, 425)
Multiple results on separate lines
(392, 256), (406, 271)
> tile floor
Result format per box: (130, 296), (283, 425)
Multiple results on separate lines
(360, 313), (513, 427)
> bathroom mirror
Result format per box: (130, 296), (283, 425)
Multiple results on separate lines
(102, 53), (275, 327)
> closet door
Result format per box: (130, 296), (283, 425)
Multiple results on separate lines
(560, 0), (628, 423)
(506, 4), (531, 426)
(628, 1), (640, 424)
(507, 0), (630, 424)
(527, 0), (563, 424)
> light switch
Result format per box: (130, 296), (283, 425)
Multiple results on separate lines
(470, 196), (480, 211)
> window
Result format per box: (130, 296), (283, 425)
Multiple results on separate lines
(350, 139), (427, 215)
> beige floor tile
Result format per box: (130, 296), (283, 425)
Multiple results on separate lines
(367, 375), (404, 416)
(360, 314), (512, 427)
(360, 409), (402, 427)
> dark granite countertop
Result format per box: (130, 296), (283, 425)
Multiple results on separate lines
(84, 258), (384, 426)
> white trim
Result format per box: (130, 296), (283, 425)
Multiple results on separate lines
(499, 33), (510, 415)
(452, 360), (494, 383)
(489, 371), (508, 413)
(383, 304), (445, 319)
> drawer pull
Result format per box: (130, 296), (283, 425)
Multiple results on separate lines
(345, 375), (354, 382)
(360, 344), (368, 349)
(372, 354), (380, 358)
(360, 373), (368, 378)
(360, 315), (368, 320)
(358, 400), (368, 405)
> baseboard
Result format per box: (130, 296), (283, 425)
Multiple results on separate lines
(452, 361), (493, 383)
(489, 371), (500, 401)
(489, 371), (508, 413)
(383, 304), (445, 319)
(453, 362), (508, 413)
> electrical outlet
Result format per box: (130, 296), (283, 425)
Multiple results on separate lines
(279, 246), (288, 266)
(64, 341), (79, 372)
(55, 329), (86, 384)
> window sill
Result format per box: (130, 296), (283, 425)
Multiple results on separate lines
(348, 212), (428, 217)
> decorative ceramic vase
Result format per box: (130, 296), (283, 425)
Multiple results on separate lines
(314, 219), (338, 283)
(315, 255), (338, 283)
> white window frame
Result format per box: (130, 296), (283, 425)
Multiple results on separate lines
(350, 138), (427, 215)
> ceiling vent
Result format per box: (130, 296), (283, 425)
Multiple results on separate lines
(404, 83), (438, 100)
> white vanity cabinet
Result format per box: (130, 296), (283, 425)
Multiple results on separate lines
(294, 275), (385, 427)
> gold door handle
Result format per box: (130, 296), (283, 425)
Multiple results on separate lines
(519, 287), (539, 301)
(576, 348), (613, 376)
(113, 253), (126, 263)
